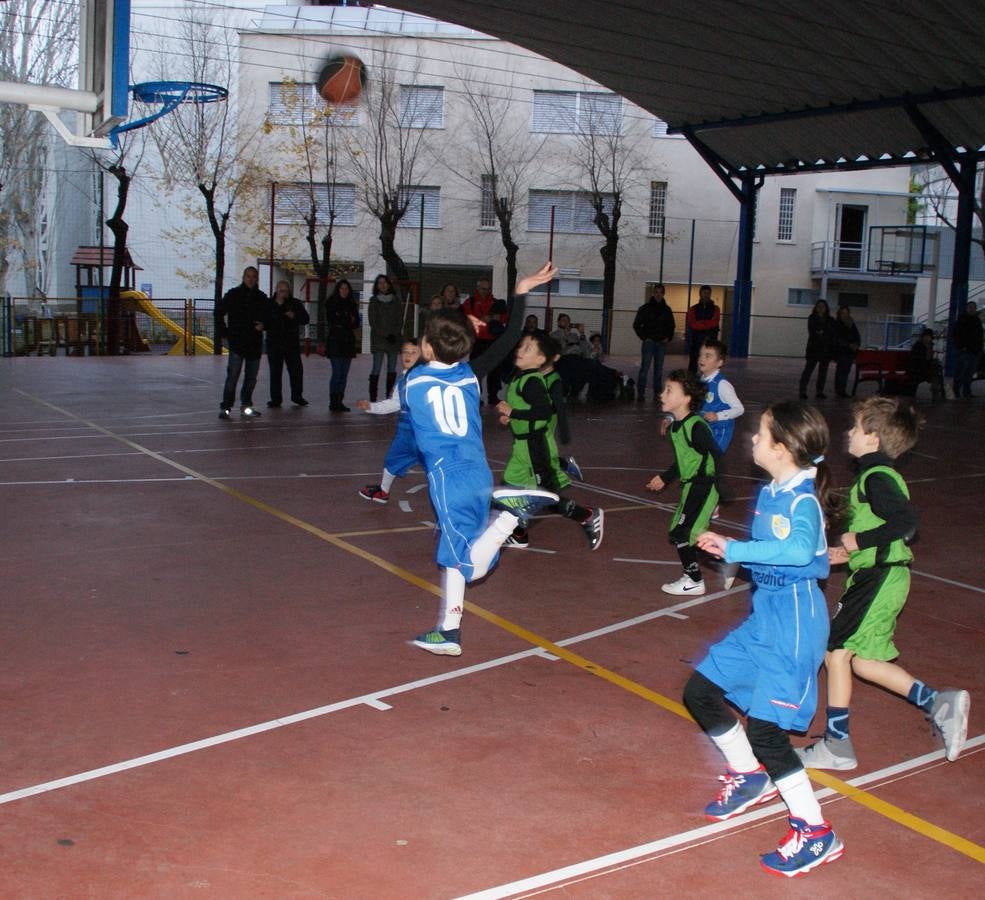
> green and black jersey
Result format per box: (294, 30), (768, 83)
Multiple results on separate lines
(502, 369), (570, 491)
(847, 452), (916, 572)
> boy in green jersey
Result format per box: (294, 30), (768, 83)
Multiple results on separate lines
(646, 369), (721, 595)
(798, 397), (970, 769)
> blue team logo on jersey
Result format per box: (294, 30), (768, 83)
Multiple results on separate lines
(771, 514), (791, 539)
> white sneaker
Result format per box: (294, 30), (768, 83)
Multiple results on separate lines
(661, 574), (705, 596)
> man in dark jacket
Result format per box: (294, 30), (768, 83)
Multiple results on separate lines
(265, 280), (310, 408)
(952, 301), (983, 399)
(632, 284), (676, 400)
(215, 266), (270, 418)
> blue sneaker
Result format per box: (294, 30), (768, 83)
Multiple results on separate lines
(411, 628), (461, 656)
(704, 766), (778, 820)
(491, 488), (559, 525)
(760, 817), (844, 877)
(564, 456), (585, 481)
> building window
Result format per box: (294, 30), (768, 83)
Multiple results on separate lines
(480, 174), (497, 228)
(837, 291), (869, 308)
(787, 288), (819, 307)
(273, 183), (356, 226)
(527, 189), (615, 234)
(397, 186), (441, 228)
(578, 279), (604, 295)
(531, 90), (622, 135)
(268, 82), (359, 126)
(648, 181), (667, 236)
(777, 187), (797, 241)
(399, 85), (444, 128)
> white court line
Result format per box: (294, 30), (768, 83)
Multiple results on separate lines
(504, 545), (557, 555)
(912, 569), (985, 595)
(399, 500), (412, 512)
(405, 483), (428, 494)
(613, 557), (680, 566)
(574, 482), (748, 532)
(457, 735), (985, 900)
(0, 590), (738, 808)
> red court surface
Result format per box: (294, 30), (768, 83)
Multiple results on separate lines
(1, 352), (983, 898)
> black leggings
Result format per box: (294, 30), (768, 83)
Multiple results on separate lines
(683, 670), (801, 781)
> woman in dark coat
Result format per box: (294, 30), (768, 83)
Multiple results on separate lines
(266, 280), (310, 407)
(832, 304), (861, 397)
(798, 299), (836, 399)
(325, 278), (359, 412)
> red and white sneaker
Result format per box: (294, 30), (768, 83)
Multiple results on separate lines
(358, 484), (389, 504)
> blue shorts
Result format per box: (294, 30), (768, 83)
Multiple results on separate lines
(427, 459), (495, 582)
(696, 579), (829, 732)
(384, 418), (421, 477)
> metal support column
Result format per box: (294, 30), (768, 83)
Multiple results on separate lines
(731, 175), (758, 358)
(945, 159), (977, 376)
(682, 128), (761, 358)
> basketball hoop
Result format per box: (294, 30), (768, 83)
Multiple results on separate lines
(110, 81), (228, 142)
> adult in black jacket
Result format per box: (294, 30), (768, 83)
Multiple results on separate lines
(832, 305), (861, 398)
(951, 300), (983, 399)
(632, 284), (676, 401)
(215, 266), (270, 418)
(325, 278), (360, 412)
(798, 299), (836, 399)
(266, 280), (310, 408)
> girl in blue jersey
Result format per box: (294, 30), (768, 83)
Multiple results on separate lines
(684, 401), (844, 878)
(357, 339), (423, 504)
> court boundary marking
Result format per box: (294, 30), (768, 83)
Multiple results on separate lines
(12, 388), (984, 868)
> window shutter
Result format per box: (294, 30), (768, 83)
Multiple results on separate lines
(532, 91), (577, 133)
(400, 86), (444, 128)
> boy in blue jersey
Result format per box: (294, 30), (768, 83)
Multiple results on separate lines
(687, 401), (844, 877)
(697, 340), (744, 452)
(357, 339), (424, 503)
(408, 264), (560, 656)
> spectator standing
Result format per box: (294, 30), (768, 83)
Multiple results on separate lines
(462, 276), (508, 403)
(832, 305), (861, 398)
(367, 274), (404, 403)
(798, 299), (836, 399)
(215, 266), (270, 419)
(265, 280), (310, 408)
(633, 284), (676, 401)
(905, 328), (944, 398)
(551, 313), (592, 398)
(951, 300), (982, 399)
(325, 278), (359, 412)
(686, 285), (721, 373)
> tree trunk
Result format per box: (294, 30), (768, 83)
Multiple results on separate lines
(595, 194), (621, 350)
(379, 215), (409, 281)
(316, 230), (332, 347)
(106, 165), (131, 356)
(496, 198), (519, 297)
(199, 182), (228, 354)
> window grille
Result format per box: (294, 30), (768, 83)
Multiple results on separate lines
(648, 181), (667, 236)
(778, 187), (797, 241)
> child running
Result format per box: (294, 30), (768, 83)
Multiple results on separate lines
(407, 263), (560, 657)
(357, 339), (423, 504)
(646, 369), (721, 595)
(686, 401), (843, 878)
(496, 333), (603, 551)
(797, 397), (970, 769)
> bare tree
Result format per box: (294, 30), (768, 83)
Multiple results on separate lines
(570, 93), (643, 330)
(914, 162), (985, 264)
(266, 78), (352, 345)
(0, 0), (78, 296)
(344, 50), (432, 281)
(89, 128), (147, 354)
(147, 7), (264, 351)
(451, 72), (545, 296)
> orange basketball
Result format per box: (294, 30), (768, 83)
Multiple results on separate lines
(316, 55), (365, 105)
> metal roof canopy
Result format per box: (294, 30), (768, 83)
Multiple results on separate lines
(382, 1), (985, 358)
(387, 0), (985, 175)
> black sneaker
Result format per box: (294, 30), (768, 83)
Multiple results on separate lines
(218, 408), (231, 420)
(241, 406), (262, 418)
(581, 507), (604, 551)
(504, 527), (529, 548)
(266, 400), (281, 408)
(292, 398), (309, 407)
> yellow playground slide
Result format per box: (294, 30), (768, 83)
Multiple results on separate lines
(122, 290), (223, 355)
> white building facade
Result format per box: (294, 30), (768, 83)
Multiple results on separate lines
(232, 5), (923, 357)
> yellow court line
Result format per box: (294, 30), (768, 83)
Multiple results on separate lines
(17, 389), (984, 865)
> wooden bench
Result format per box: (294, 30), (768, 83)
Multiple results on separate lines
(852, 349), (911, 396)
